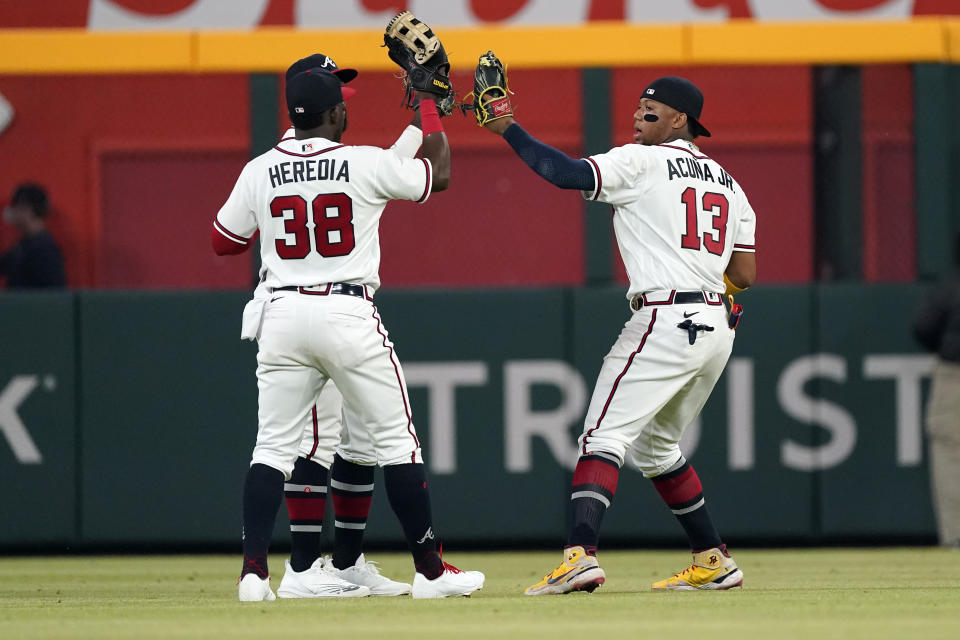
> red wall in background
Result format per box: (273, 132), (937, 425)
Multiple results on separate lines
(3, 64), (900, 290)
(310, 69), (585, 288)
(609, 66), (815, 284)
(861, 65), (915, 282)
(99, 148), (251, 288)
(0, 74), (250, 288)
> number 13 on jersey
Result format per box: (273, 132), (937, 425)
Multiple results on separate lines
(679, 187), (728, 256)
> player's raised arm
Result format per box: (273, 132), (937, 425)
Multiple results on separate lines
(392, 81), (457, 159)
(464, 51), (595, 192)
(413, 93), (450, 191)
(391, 115), (423, 159)
(383, 11), (454, 192)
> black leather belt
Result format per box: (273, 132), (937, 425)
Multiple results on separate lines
(631, 290), (721, 312)
(275, 283), (370, 299)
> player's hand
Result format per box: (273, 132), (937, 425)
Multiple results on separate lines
(479, 92), (514, 135)
(413, 90), (437, 102)
(461, 50), (514, 132)
(411, 90), (456, 118)
(384, 11), (454, 110)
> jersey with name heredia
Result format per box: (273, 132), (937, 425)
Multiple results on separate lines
(215, 137), (432, 292)
(582, 140), (757, 300)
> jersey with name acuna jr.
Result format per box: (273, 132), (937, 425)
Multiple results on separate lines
(215, 136), (432, 293)
(583, 139), (757, 300)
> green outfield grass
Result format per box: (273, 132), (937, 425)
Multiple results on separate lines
(1, 548), (958, 639)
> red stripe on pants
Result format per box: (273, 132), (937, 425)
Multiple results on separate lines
(582, 310), (658, 454)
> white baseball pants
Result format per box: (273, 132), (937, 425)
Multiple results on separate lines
(251, 291), (422, 479)
(578, 298), (734, 477)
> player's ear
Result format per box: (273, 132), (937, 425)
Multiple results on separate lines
(328, 103), (345, 126)
(673, 111), (687, 131)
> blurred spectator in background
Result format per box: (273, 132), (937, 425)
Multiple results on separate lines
(913, 230), (960, 548)
(0, 183), (66, 289)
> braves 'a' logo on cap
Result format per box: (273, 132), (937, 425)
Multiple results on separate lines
(320, 56), (337, 69)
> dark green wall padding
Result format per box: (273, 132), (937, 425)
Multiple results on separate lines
(0, 285), (936, 548)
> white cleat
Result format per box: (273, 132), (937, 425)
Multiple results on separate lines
(238, 573), (276, 602)
(277, 558), (371, 598)
(328, 554), (412, 596)
(411, 562), (485, 599)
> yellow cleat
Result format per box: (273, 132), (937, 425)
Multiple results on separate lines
(652, 547), (743, 591)
(524, 546), (606, 596)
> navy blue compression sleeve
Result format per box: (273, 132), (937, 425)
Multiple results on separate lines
(502, 123), (596, 191)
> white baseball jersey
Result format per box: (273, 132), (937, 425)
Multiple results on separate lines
(229, 126), (424, 477)
(575, 138), (757, 477)
(240, 126), (424, 342)
(221, 130), (431, 478)
(216, 135), (431, 294)
(273, 126), (421, 470)
(583, 140), (757, 300)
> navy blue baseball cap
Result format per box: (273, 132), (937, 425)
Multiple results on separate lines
(286, 53), (358, 84)
(286, 68), (356, 118)
(10, 183), (49, 216)
(641, 76), (711, 138)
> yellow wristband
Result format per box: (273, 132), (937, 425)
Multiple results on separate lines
(724, 273), (746, 296)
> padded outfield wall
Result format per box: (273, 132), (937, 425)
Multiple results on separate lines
(0, 285), (936, 549)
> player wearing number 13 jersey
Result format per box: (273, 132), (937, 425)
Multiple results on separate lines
(478, 74), (756, 593)
(214, 68), (483, 601)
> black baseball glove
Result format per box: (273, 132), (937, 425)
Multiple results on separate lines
(461, 50), (514, 126)
(383, 11), (454, 113)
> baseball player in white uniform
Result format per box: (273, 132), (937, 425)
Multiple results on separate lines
(214, 67), (484, 601)
(240, 54), (423, 598)
(476, 71), (756, 593)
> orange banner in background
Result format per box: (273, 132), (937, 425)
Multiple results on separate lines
(3, 19), (958, 74)
(3, 0), (960, 29)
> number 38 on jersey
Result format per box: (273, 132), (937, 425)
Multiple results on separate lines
(270, 193), (356, 259)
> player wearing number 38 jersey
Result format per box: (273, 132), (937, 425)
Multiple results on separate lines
(474, 67), (756, 594)
(216, 101), (429, 292)
(215, 67), (483, 602)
